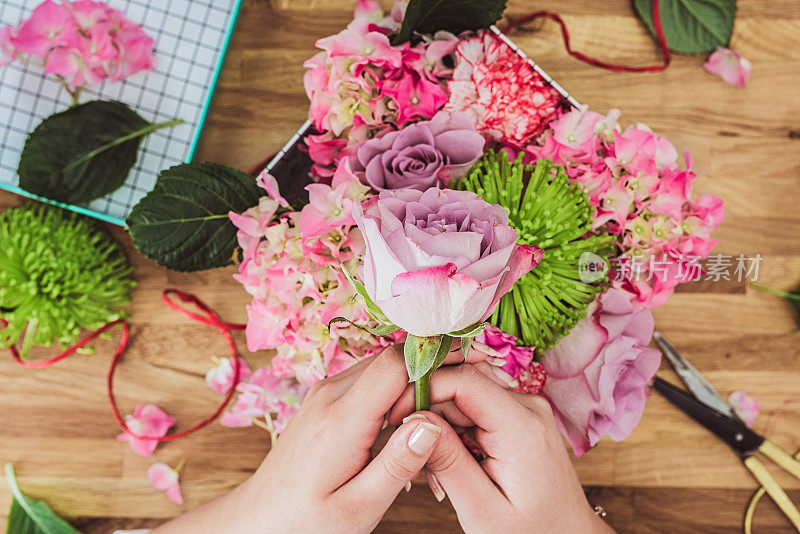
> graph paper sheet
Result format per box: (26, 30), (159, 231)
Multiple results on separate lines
(0, 0), (242, 225)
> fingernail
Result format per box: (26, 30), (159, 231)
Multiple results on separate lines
(492, 366), (519, 388)
(402, 413), (428, 424)
(404, 480), (412, 492)
(486, 356), (507, 367)
(471, 341), (501, 358)
(425, 468), (446, 502)
(408, 422), (441, 454)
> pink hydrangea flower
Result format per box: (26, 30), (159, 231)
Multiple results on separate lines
(147, 462), (183, 505)
(528, 107), (724, 309)
(2, 0), (155, 92)
(728, 390), (760, 428)
(703, 47), (751, 88)
(0, 26), (18, 66)
(205, 357), (252, 395)
(11, 0), (75, 56)
(446, 30), (562, 146)
(221, 366), (307, 441)
(116, 404), (175, 456)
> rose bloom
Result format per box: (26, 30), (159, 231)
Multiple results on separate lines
(345, 110), (484, 192)
(542, 288), (661, 456)
(352, 188), (542, 337)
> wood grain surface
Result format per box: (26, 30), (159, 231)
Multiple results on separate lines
(1, 0), (799, 532)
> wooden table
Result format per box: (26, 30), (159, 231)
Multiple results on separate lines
(2, 0), (799, 532)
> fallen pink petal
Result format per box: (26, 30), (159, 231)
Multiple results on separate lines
(728, 390), (760, 427)
(147, 462), (184, 505)
(703, 47), (751, 88)
(116, 404), (175, 456)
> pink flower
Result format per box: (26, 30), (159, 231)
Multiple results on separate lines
(704, 47), (751, 88)
(542, 289), (662, 456)
(513, 362), (547, 395)
(0, 26), (18, 66)
(147, 462), (183, 505)
(205, 357), (252, 395)
(446, 30), (562, 146)
(380, 69), (448, 125)
(473, 325), (535, 379)
(728, 390), (760, 428)
(343, 110), (484, 192)
(352, 188), (543, 336)
(116, 404), (175, 456)
(11, 0), (75, 56)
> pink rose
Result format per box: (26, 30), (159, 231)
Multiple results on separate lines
(352, 188), (542, 337)
(542, 289), (661, 456)
(346, 110), (485, 192)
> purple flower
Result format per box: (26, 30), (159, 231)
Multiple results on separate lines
(346, 110), (484, 192)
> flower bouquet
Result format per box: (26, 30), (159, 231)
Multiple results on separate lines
(222, 0), (724, 455)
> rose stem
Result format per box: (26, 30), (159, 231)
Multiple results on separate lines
(415, 369), (433, 412)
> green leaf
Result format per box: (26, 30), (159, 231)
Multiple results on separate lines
(404, 334), (442, 382)
(327, 316), (400, 336)
(18, 100), (182, 204)
(430, 334), (454, 372)
(633, 0), (737, 54)
(751, 283), (800, 327)
(391, 0), (507, 45)
(341, 268), (392, 325)
(5, 464), (82, 534)
(126, 162), (263, 272)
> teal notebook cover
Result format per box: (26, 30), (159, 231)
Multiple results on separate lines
(0, 0), (244, 225)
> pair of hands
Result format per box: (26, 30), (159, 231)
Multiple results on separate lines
(154, 345), (613, 533)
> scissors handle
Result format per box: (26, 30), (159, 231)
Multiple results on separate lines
(760, 440), (800, 480)
(743, 456), (800, 530)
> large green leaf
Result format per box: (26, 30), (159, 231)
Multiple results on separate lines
(5, 464), (82, 534)
(18, 100), (182, 204)
(126, 162), (263, 272)
(392, 0), (507, 45)
(634, 0), (737, 54)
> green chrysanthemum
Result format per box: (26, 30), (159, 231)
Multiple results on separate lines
(460, 151), (613, 352)
(0, 202), (135, 358)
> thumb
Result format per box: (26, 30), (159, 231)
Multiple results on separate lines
(336, 414), (441, 513)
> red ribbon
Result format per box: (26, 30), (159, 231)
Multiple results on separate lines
(3, 289), (246, 442)
(505, 0), (671, 73)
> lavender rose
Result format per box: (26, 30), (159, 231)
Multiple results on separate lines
(347, 110), (485, 191)
(352, 188), (542, 337)
(542, 289), (661, 456)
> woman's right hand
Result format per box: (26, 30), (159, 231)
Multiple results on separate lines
(389, 364), (614, 534)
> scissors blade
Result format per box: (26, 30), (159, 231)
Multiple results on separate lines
(653, 331), (734, 418)
(654, 377), (764, 458)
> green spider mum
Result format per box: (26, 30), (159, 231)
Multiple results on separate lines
(460, 151), (613, 352)
(0, 202), (135, 358)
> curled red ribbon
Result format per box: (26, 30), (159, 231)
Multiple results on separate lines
(506, 0), (671, 73)
(3, 289), (246, 442)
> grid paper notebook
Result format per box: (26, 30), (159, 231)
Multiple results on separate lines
(0, 0), (243, 225)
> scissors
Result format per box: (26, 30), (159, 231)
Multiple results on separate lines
(652, 331), (800, 532)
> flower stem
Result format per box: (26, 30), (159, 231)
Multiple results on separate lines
(415, 369), (433, 411)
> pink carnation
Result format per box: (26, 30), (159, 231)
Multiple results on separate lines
(473, 325), (535, 380)
(446, 30), (562, 146)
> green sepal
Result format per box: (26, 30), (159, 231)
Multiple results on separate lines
(404, 334), (454, 382)
(327, 317), (401, 337)
(449, 322), (487, 338)
(459, 335), (476, 362)
(341, 268), (392, 325)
